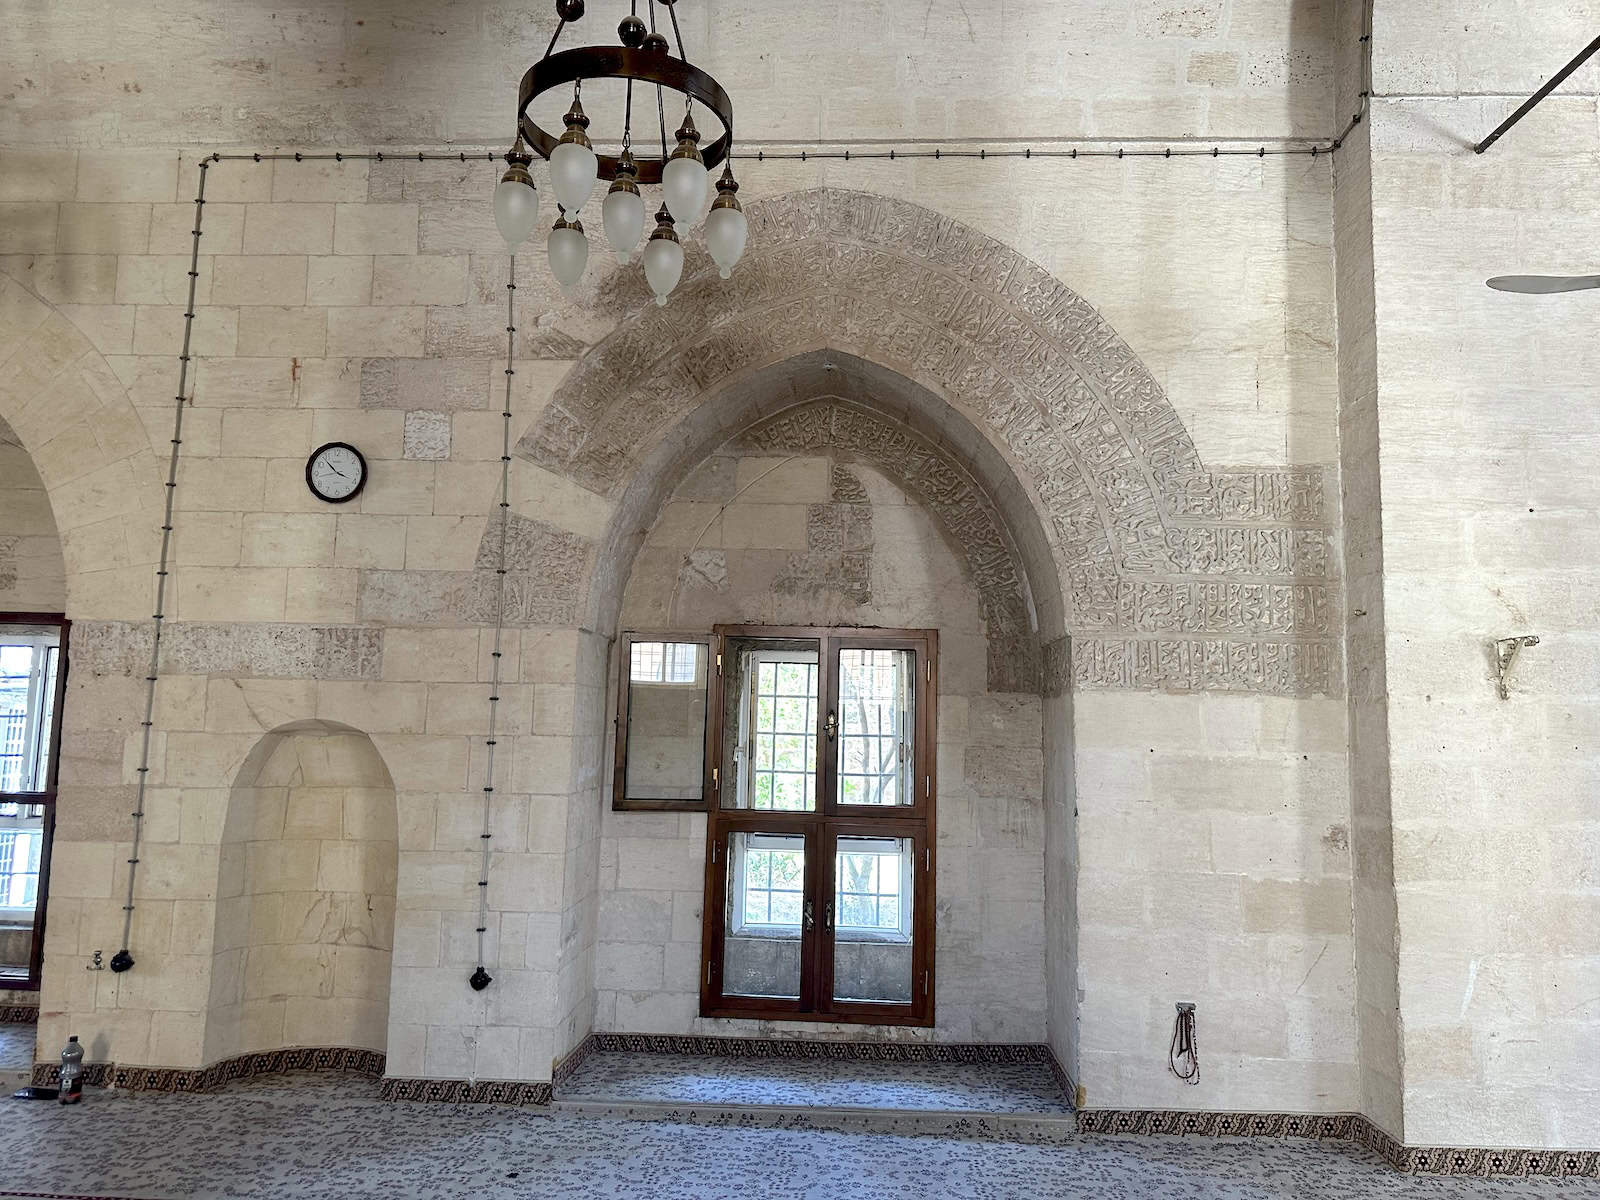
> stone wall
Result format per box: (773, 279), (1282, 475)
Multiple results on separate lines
(0, 415), (67, 611)
(0, 0), (1369, 1117)
(1366, 3), (1600, 1150)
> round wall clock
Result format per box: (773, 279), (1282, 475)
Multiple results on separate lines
(305, 442), (368, 504)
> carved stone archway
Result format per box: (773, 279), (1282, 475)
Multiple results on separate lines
(518, 189), (1339, 697)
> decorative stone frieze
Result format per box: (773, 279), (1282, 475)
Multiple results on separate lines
(515, 189), (1340, 697)
(71, 620), (384, 680)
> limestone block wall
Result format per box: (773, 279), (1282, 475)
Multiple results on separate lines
(0, 415), (67, 611)
(600, 450), (1048, 1043)
(1366, 2), (1600, 1150)
(0, 0), (1356, 1107)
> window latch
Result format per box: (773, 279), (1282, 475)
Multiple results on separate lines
(803, 900), (815, 931)
(824, 710), (837, 742)
(824, 900), (833, 930)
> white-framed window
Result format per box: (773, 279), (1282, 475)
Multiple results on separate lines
(728, 832), (913, 941)
(730, 831), (806, 935)
(629, 640), (702, 685)
(0, 636), (59, 794)
(836, 648), (914, 807)
(736, 650), (819, 812)
(0, 821), (42, 910)
(834, 836), (912, 939)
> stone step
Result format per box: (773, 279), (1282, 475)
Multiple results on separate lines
(548, 1097), (1080, 1145)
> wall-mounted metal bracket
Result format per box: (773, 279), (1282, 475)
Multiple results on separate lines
(1494, 635), (1540, 700)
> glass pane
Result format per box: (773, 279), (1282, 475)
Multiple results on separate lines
(832, 836), (914, 1004)
(0, 809), (45, 980)
(623, 640), (708, 803)
(721, 638), (820, 811)
(725, 831), (806, 1000)
(0, 630), (60, 794)
(836, 648), (915, 807)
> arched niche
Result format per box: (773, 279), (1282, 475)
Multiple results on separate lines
(204, 720), (398, 1065)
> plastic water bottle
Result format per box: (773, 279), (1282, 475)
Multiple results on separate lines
(59, 1036), (83, 1105)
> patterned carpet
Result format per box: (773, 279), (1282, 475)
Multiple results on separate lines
(0, 1024), (34, 1069)
(0, 1074), (1589, 1199)
(554, 1049), (1074, 1112)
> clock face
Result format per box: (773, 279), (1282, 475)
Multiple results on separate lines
(306, 442), (367, 503)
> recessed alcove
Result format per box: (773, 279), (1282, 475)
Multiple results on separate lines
(204, 720), (398, 1064)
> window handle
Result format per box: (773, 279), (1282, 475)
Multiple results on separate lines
(803, 900), (815, 930)
(825, 710), (837, 741)
(825, 900), (833, 930)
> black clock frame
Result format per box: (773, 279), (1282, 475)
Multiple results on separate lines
(305, 441), (369, 504)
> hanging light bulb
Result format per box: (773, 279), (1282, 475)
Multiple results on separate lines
(547, 212), (590, 294)
(662, 110), (711, 226)
(642, 205), (684, 306)
(601, 149), (646, 264)
(705, 163), (747, 280)
(492, 137), (540, 251)
(550, 90), (599, 216)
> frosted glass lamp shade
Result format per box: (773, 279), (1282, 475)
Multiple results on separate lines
(602, 186), (646, 264)
(493, 175), (540, 250)
(643, 234), (684, 306)
(662, 156), (710, 226)
(705, 206), (747, 279)
(550, 141), (598, 216)
(548, 221), (590, 293)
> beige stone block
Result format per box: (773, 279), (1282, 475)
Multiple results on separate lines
(284, 567), (361, 622)
(263, 457), (340, 514)
(236, 306), (328, 357)
(0, 150), (78, 201)
(430, 461), (499, 515)
(372, 254), (468, 305)
(205, 678), (319, 734)
(405, 518), (492, 578)
(334, 513), (408, 569)
(0, 203), (58, 253)
(325, 306), (427, 356)
(56, 302), (135, 354)
(221, 409), (314, 459)
(57, 204), (151, 253)
(307, 255), (373, 305)
(1243, 879), (1352, 936)
(150, 201), (244, 256)
(381, 628), (481, 682)
(356, 459), (435, 516)
(334, 204), (419, 254)
(192, 356), (296, 408)
(310, 408), (404, 457)
(0, 253), (118, 304)
(155, 675), (210, 732)
(76, 151), (179, 203)
(174, 566), (288, 622)
(115, 254), (215, 306)
(176, 457), (267, 510)
(272, 160), (370, 203)
(733, 456), (832, 503)
(371, 736), (471, 793)
(242, 203), (335, 254)
(316, 681), (428, 734)
(212, 255), (309, 306)
(130, 303), (236, 356)
(240, 511), (336, 567)
(718, 503), (810, 549)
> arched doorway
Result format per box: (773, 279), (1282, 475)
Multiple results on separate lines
(204, 721), (398, 1065)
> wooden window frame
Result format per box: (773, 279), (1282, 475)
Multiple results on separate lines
(700, 625), (938, 1027)
(0, 612), (70, 992)
(611, 630), (716, 812)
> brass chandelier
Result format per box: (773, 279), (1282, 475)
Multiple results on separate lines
(493, 0), (747, 303)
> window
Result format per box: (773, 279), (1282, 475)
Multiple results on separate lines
(0, 638), (59, 793)
(731, 832), (806, 933)
(836, 649), (913, 807)
(703, 626), (936, 1025)
(738, 651), (819, 812)
(0, 616), (66, 991)
(630, 640), (701, 685)
(835, 836), (910, 937)
(613, 634), (713, 810)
